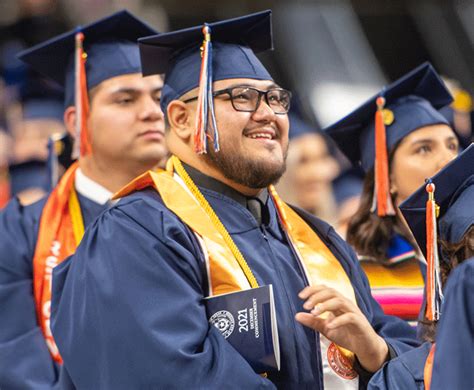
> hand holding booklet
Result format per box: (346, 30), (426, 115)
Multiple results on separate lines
(205, 285), (280, 373)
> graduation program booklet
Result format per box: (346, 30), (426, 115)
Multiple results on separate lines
(205, 284), (280, 373)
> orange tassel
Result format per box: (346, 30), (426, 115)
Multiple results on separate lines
(193, 25), (219, 154)
(74, 31), (92, 158)
(194, 25), (210, 154)
(425, 181), (443, 321)
(372, 96), (395, 216)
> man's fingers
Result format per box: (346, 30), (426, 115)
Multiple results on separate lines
(310, 297), (353, 316)
(325, 312), (361, 330)
(298, 285), (329, 300)
(302, 288), (338, 310)
(295, 312), (327, 332)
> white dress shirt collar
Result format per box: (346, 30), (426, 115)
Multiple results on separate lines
(74, 168), (112, 205)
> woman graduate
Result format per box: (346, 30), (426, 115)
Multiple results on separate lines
(368, 143), (474, 389)
(325, 63), (459, 325)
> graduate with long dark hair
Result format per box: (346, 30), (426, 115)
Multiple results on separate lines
(369, 144), (474, 389)
(326, 63), (460, 326)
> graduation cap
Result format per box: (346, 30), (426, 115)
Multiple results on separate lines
(325, 62), (453, 217)
(21, 99), (64, 122)
(18, 72), (64, 121)
(8, 160), (49, 196)
(399, 143), (474, 320)
(289, 113), (321, 140)
(17, 10), (158, 157)
(139, 10), (273, 154)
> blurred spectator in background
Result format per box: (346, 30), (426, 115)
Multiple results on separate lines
(276, 112), (340, 225)
(0, 0), (69, 207)
(333, 167), (364, 238)
(326, 63), (459, 327)
(440, 76), (473, 149)
(0, 0), (70, 86)
(7, 74), (65, 205)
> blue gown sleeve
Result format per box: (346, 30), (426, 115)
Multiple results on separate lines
(51, 194), (275, 389)
(368, 341), (431, 390)
(430, 258), (474, 390)
(0, 197), (62, 389)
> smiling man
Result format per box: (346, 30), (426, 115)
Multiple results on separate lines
(51, 11), (418, 389)
(0, 10), (166, 389)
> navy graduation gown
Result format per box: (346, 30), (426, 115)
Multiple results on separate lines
(369, 258), (474, 390)
(52, 186), (419, 389)
(0, 193), (106, 389)
(430, 258), (474, 390)
(367, 341), (431, 389)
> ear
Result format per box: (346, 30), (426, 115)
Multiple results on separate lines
(167, 100), (194, 142)
(63, 106), (76, 139)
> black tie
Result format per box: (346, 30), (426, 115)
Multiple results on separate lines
(247, 198), (263, 225)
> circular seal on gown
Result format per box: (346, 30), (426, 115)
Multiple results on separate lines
(327, 342), (358, 380)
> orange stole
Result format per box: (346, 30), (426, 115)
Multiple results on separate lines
(116, 169), (357, 302)
(115, 165), (358, 370)
(32, 162), (83, 363)
(117, 169), (251, 296)
(269, 187), (356, 304)
(424, 344), (436, 390)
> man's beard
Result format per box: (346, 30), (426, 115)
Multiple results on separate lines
(205, 141), (288, 189)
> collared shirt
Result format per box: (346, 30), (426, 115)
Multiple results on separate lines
(182, 162), (269, 225)
(75, 168), (112, 206)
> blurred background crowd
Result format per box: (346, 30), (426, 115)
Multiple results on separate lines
(0, 0), (472, 237)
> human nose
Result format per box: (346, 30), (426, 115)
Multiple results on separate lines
(138, 96), (163, 121)
(251, 93), (277, 121)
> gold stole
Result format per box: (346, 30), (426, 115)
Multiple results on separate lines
(115, 156), (359, 378)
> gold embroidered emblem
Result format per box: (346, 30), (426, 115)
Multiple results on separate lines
(382, 108), (394, 126)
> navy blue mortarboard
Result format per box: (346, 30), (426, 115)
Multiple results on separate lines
(22, 99), (64, 122)
(326, 62), (452, 172)
(19, 73), (64, 121)
(138, 10), (273, 153)
(400, 143), (474, 260)
(8, 160), (49, 195)
(17, 10), (158, 108)
(325, 62), (452, 217)
(289, 113), (321, 140)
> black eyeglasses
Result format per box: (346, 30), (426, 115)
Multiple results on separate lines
(182, 86), (292, 114)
